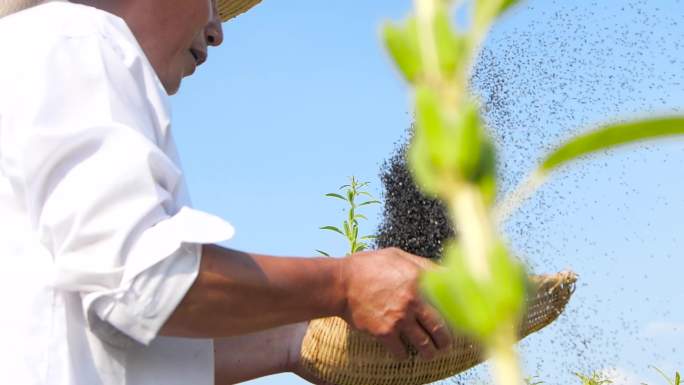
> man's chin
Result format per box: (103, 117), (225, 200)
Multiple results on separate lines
(162, 77), (182, 96)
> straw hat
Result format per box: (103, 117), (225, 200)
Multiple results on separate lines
(217, 0), (261, 22)
(0, 0), (261, 20)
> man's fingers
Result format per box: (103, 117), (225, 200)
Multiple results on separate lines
(416, 305), (453, 351)
(377, 333), (409, 361)
(401, 321), (438, 360)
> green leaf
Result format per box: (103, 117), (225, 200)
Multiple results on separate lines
(415, 87), (447, 167)
(343, 221), (351, 238)
(477, 171), (497, 207)
(541, 117), (684, 174)
(499, 0), (521, 15)
(325, 193), (347, 201)
(354, 214), (368, 220)
(358, 191), (374, 198)
(319, 226), (344, 236)
(573, 372), (613, 385)
(433, 5), (465, 77)
(475, 0), (520, 31)
(358, 200), (381, 207)
(408, 133), (441, 196)
(475, 140), (497, 206)
(354, 242), (367, 253)
(382, 19), (422, 83)
(412, 87), (461, 192)
(315, 249), (330, 257)
(524, 376), (545, 385)
(420, 241), (526, 342)
(347, 189), (354, 203)
(455, 101), (485, 181)
(651, 366), (676, 385)
(338, 184), (350, 190)
(360, 235), (377, 240)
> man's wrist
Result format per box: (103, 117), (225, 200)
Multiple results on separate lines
(329, 256), (349, 319)
(308, 256), (348, 319)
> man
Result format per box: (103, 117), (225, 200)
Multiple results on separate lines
(0, 0), (453, 384)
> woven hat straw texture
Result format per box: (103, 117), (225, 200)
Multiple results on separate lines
(0, 0), (40, 17)
(217, 0), (261, 21)
(0, 1), (261, 20)
(300, 271), (577, 385)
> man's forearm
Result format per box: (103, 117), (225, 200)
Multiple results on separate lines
(161, 244), (346, 338)
(213, 322), (308, 384)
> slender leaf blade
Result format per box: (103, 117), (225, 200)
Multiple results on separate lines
(354, 243), (367, 253)
(325, 193), (347, 201)
(651, 366), (676, 385)
(315, 249), (330, 257)
(382, 20), (422, 83)
(359, 200), (381, 206)
(320, 226), (344, 235)
(541, 117), (684, 173)
(499, 0), (521, 15)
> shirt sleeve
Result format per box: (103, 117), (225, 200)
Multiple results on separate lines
(0, 32), (234, 345)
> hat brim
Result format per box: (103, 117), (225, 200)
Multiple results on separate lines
(217, 0), (261, 22)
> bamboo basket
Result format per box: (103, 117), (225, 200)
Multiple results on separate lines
(300, 271), (577, 385)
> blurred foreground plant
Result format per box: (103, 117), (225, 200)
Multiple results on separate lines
(381, 0), (684, 384)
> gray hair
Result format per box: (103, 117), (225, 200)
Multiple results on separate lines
(0, 0), (44, 18)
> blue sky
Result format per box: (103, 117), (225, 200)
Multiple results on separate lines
(171, 0), (683, 383)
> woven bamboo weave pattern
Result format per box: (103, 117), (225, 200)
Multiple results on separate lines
(300, 271), (577, 385)
(217, 0), (261, 21)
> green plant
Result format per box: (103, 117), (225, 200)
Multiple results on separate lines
(381, 0), (684, 384)
(573, 371), (613, 385)
(524, 375), (544, 385)
(644, 366), (682, 385)
(495, 117), (684, 222)
(316, 176), (380, 256)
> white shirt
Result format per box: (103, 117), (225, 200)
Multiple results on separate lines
(0, 2), (235, 384)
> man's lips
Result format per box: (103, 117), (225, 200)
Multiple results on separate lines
(189, 48), (208, 67)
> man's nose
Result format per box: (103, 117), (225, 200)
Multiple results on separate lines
(205, 15), (223, 47)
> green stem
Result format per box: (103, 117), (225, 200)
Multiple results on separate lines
(449, 183), (525, 385)
(488, 326), (524, 385)
(448, 183), (494, 280)
(415, 0), (441, 81)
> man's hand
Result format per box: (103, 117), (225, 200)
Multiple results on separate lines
(196, 246), (453, 384)
(164, 245), (452, 362)
(339, 248), (453, 360)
